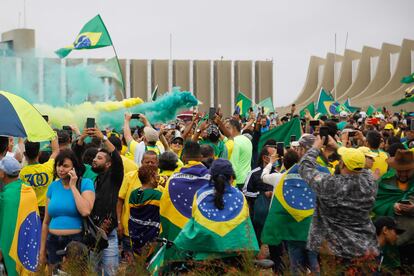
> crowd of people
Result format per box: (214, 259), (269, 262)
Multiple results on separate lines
(0, 104), (414, 275)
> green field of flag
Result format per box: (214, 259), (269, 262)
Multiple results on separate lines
(56, 15), (112, 58)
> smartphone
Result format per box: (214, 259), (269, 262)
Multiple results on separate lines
(209, 107), (216, 120)
(131, 113), (141, 120)
(393, 121), (398, 129)
(62, 126), (71, 131)
(399, 199), (411, 205)
(310, 120), (320, 127)
(42, 115), (49, 122)
(411, 120), (414, 131)
(86, 117), (95, 129)
(276, 142), (284, 157)
(319, 126), (329, 144)
(290, 135), (297, 142)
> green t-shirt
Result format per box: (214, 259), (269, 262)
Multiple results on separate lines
(230, 135), (252, 185)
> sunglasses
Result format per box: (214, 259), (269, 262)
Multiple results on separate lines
(172, 140), (183, 145)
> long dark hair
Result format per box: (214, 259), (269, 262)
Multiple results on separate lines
(212, 174), (227, 210)
(54, 149), (85, 180)
(210, 159), (235, 210)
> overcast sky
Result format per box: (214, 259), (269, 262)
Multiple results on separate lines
(1, 0), (413, 106)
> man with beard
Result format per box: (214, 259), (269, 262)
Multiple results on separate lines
(74, 127), (124, 275)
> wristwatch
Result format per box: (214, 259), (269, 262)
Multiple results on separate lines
(102, 135), (108, 141)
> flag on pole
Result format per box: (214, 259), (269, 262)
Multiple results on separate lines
(366, 105), (376, 116)
(258, 117), (302, 150)
(89, 57), (124, 90)
(257, 97), (275, 114)
(299, 102), (315, 118)
(401, 73), (414, 84)
(151, 85), (159, 101)
(392, 85), (414, 106)
(235, 92), (252, 117)
(335, 102), (351, 113)
(56, 15), (113, 58)
(316, 88), (339, 116)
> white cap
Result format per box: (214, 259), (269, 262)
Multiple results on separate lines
(375, 114), (385, 120)
(359, 111), (367, 118)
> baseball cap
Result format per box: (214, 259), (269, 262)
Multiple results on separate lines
(339, 111), (348, 117)
(358, 146), (378, 158)
(337, 147), (365, 172)
(0, 156), (21, 176)
(144, 127), (159, 143)
(384, 124), (394, 130)
(171, 133), (184, 144)
(374, 216), (405, 235)
(298, 134), (315, 149)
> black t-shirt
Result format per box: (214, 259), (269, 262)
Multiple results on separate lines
(90, 150), (124, 233)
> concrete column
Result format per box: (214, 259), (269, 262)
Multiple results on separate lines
(193, 60), (211, 112)
(235, 61), (253, 101)
(173, 60), (190, 91)
(152, 60), (169, 97)
(130, 59), (148, 100)
(255, 61), (273, 103)
(214, 60), (232, 117)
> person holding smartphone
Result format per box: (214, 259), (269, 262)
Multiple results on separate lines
(374, 149), (414, 267)
(40, 149), (95, 273)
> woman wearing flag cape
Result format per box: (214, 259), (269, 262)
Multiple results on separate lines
(172, 159), (259, 265)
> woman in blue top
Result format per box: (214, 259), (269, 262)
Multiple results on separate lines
(39, 149), (95, 272)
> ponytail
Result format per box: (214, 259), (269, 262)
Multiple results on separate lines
(213, 174), (226, 210)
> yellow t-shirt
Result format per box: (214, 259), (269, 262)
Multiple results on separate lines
(225, 139), (234, 160)
(19, 159), (55, 207)
(370, 149), (388, 177)
(121, 155), (138, 176)
(118, 171), (142, 236)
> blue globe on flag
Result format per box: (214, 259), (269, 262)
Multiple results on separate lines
(329, 102), (340, 115)
(74, 35), (92, 49)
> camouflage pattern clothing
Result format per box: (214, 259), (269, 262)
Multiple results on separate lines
(299, 148), (379, 259)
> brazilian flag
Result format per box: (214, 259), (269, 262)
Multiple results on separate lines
(56, 14), (112, 58)
(235, 92), (252, 117)
(261, 164), (330, 245)
(392, 85), (414, 107)
(159, 163), (210, 242)
(0, 180), (41, 275)
(316, 88), (339, 116)
(173, 183), (259, 261)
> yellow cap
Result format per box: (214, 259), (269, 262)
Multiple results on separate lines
(338, 147), (366, 172)
(384, 124), (394, 130)
(358, 147), (378, 158)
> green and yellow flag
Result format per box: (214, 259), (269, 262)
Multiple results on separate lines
(235, 92), (252, 117)
(316, 88), (339, 116)
(173, 183), (259, 261)
(56, 15), (113, 58)
(392, 85), (414, 107)
(0, 180), (41, 275)
(401, 72), (414, 84)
